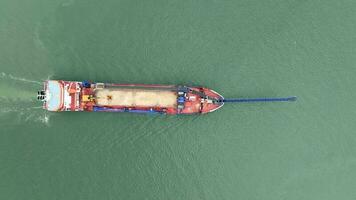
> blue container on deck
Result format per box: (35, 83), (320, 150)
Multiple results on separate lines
(82, 80), (91, 88)
(178, 97), (185, 103)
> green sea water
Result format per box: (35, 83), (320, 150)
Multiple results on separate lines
(1, 0), (356, 199)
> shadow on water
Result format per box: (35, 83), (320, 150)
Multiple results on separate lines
(0, 72), (52, 125)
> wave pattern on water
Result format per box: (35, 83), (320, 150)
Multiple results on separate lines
(0, 72), (42, 85)
(0, 72), (51, 125)
(0, 100), (50, 126)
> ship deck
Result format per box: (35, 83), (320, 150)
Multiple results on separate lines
(94, 88), (177, 108)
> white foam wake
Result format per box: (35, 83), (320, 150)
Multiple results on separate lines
(0, 105), (51, 126)
(0, 72), (53, 125)
(0, 72), (42, 85)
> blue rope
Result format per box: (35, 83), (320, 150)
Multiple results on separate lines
(222, 96), (297, 103)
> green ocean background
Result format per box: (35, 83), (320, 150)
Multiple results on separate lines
(1, 0), (356, 199)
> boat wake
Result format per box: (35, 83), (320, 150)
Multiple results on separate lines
(0, 72), (42, 85)
(25, 111), (51, 125)
(0, 99), (51, 126)
(0, 72), (51, 125)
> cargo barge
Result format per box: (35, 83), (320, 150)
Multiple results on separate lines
(37, 80), (225, 114)
(37, 80), (296, 114)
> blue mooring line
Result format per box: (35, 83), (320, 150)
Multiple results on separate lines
(221, 96), (297, 103)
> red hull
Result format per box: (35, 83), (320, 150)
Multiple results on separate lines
(39, 80), (224, 115)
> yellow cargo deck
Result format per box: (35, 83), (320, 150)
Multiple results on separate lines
(94, 88), (177, 107)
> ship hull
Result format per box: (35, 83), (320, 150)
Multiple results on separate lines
(38, 80), (224, 115)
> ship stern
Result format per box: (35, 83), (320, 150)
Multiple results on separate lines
(37, 80), (64, 111)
